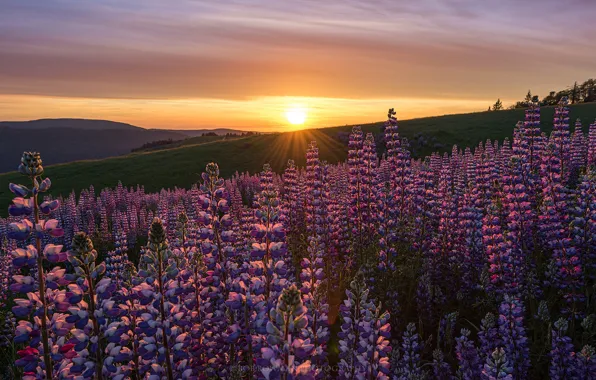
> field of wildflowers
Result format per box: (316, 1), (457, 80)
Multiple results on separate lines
(0, 100), (595, 379)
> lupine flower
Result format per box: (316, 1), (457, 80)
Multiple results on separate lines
(300, 236), (329, 377)
(138, 218), (178, 380)
(498, 296), (529, 378)
(394, 323), (423, 380)
(431, 349), (453, 380)
(7, 151), (73, 380)
(261, 285), (313, 379)
(549, 318), (575, 380)
(67, 232), (110, 379)
(574, 345), (596, 379)
(482, 348), (513, 380)
(455, 328), (482, 380)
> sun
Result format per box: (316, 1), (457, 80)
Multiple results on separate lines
(285, 106), (307, 125)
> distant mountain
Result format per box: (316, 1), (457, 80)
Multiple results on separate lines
(0, 118), (142, 131)
(0, 120), (186, 173)
(0, 118), (259, 173)
(162, 128), (256, 137)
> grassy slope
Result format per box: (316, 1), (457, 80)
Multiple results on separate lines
(132, 134), (234, 152)
(1, 103), (595, 214)
(334, 103), (596, 158)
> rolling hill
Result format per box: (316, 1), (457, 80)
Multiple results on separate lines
(164, 128), (256, 137)
(1, 103), (595, 215)
(0, 119), (259, 173)
(0, 126), (187, 173)
(0, 118), (142, 131)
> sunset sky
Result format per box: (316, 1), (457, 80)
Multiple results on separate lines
(1, 0), (595, 131)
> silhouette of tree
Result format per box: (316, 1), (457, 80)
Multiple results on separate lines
(570, 81), (580, 104)
(496, 78), (595, 109)
(524, 90), (533, 105)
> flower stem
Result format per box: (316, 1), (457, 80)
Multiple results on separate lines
(33, 179), (54, 380)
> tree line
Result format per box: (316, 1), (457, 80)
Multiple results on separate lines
(490, 77), (596, 111)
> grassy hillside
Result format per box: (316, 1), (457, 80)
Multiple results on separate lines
(330, 103), (596, 158)
(162, 128), (255, 137)
(133, 134), (246, 152)
(0, 127), (187, 173)
(1, 103), (595, 215)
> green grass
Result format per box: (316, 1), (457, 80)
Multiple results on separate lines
(329, 102), (596, 158)
(2, 103), (596, 215)
(133, 134), (243, 152)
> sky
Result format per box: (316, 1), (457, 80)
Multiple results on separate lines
(0, 0), (595, 131)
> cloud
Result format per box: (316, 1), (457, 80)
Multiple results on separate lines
(0, 0), (594, 118)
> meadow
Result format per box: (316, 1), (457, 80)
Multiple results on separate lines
(0, 101), (595, 379)
(2, 102), (596, 216)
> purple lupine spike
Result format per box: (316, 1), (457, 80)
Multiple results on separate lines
(408, 157), (436, 256)
(482, 348), (513, 380)
(574, 345), (596, 379)
(253, 163), (292, 304)
(383, 110), (412, 251)
(521, 102), (543, 179)
(300, 236), (329, 377)
(588, 120), (596, 168)
(197, 162), (237, 374)
(67, 232), (111, 379)
(459, 181), (485, 293)
(394, 322), (423, 380)
(455, 328), (482, 380)
(478, 313), (499, 363)
(137, 218), (177, 379)
(282, 159), (301, 241)
(8, 152), (78, 380)
(540, 142), (585, 318)
(338, 275), (373, 379)
(498, 296), (529, 379)
(364, 302), (392, 379)
(261, 285), (313, 379)
(573, 171), (596, 283)
(431, 349), (453, 380)
(551, 98), (572, 182)
(549, 318), (575, 380)
(347, 126), (370, 259)
(337, 273), (392, 380)
(570, 119), (587, 173)
(483, 202), (519, 297)
(438, 312), (458, 352)
(501, 155), (535, 295)
(363, 133), (379, 225)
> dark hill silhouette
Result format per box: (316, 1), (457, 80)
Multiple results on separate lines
(0, 118), (256, 173)
(0, 118), (142, 131)
(0, 126), (186, 173)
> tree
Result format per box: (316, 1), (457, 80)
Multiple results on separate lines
(570, 81), (580, 104)
(580, 79), (596, 102)
(492, 99), (503, 111)
(543, 91), (558, 106)
(524, 90), (533, 105)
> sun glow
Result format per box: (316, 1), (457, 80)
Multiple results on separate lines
(285, 106), (307, 125)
